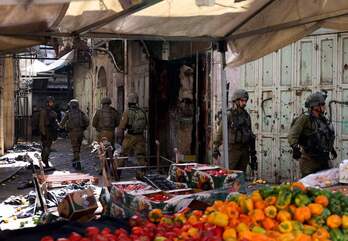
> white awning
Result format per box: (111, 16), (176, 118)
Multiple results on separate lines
(26, 50), (74, 74)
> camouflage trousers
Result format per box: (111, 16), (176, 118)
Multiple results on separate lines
(228, 144), (250, 172)
(41, 135), (53, 167)
(119, 134), (146, 178)
(69, 130), (84, 161)
(299, 153), (329, 177)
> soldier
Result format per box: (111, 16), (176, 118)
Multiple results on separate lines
(39, 96), (59, 168)
(59, 99), (89, 170)
(288, 92), (337, 177)
(117, 93), (147, 179)
(92, 97), (121, 148)
(213, 89), (257, 173)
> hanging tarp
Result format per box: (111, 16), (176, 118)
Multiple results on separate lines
(227, 0), (348, 66)
(94, 0), (269, 38)
(89, 0), (348, 66)
(56, 0), (124, 33)
(4, 0), (348, 66)
(0, 1), (68, 51)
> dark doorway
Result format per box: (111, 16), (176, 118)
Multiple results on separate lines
(149, 54), (209, 164)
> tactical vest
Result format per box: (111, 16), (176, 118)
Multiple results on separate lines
(301, 114), (335, 158)
(98, 106), (119, 131)
(44, 107), (58, 140)
(67, 110), (86, 130)
(127, 107), (147, 134)
(46, 108), (58, 131)
(228, 108), (252, 145)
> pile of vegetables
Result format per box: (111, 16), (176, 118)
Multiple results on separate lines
(40, 182), (348, 241)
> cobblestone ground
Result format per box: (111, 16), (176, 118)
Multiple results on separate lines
(0, 137), (142, 203)
(0, 138), (101, 202)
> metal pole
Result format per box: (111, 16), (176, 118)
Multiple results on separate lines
(156, 140), (160, 172)
(219, 42), (229, 169)
(174, 148), (179, 164)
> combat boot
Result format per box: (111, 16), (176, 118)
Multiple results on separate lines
(73, 152), (82, 171)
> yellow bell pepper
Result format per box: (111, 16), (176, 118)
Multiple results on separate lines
(342, 215), (348, 229)
(265, 205), (277, 218)
(223, 228), (237, 241)
(240, 197), (254, 214)
(207, 211), (229, 227)
(251, 190), (263, 202)
(278, 221), (293, 233)
(236, 223), (249, 233)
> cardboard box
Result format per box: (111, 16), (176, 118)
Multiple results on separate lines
(168, 163), (199, 183)
(58, 188), (98, 221)
(191, 167), (245, 191)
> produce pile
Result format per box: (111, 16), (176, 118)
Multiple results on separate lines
(41, 182), (348, 241)
(143, 174), (186, 191)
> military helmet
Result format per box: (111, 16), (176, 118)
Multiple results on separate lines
(232, 89), (249, 102)
(69, 99), (79, 109)
(101, 96), (112, 105)
(46, 96), (55, 103)
(128, 92), (138, 104)
(305, 92), (326, 108)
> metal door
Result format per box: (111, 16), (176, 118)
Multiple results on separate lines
(239, 34), (339, 182)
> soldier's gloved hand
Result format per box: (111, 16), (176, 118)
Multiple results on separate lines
(291, 144), (301, 160)
(331, 148), (338, 160)
(250, 154), (258, 171)
(212, 149), (221, 159)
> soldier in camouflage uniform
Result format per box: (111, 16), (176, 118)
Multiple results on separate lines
(59, 99), (89, 170)
(117, 93), (147, 179)
(213, 89), (257, 172)
(39, 96), (59, 168)
(288, 92), (337, 177)
(92, 97), (121, 148)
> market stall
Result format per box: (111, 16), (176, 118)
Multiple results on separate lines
(22, 180), (348, 241)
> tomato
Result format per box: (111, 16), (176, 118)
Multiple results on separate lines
(41, 236), (54, 241)
(101, 227), (111, 235)
(114, 228), (128, 238)
(132, 226), (145, 236)
(57, 239), (69, 241)
(69, 232), (82, 241)
(86, 226), (99, 237)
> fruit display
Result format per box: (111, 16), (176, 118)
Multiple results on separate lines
(168, 163), (199, 183)
(191, 167), (245, 192)
(205, 169), (228, 176)
(112, 181), (153, 194)
(145, 192), (173, 202)
(143, 174), (188, 191)
(48, 182), (348, 241)
(166, 188), (196, 196)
